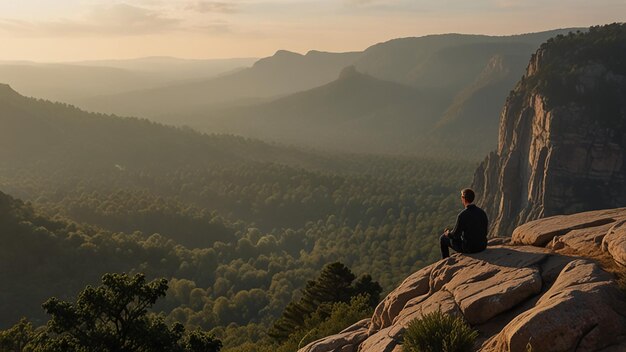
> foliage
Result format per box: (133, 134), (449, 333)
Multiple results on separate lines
(0, 154), (472, 341)
(0, 86), (475, 350)
(182, 330), (224, 352)
(524, 23), (626, 127)
(232, 295), (372, 352)
(0, 318), (37, 352)
(403, 311), (478, 352)
(290, 294), (373, 350)
(268, 262), (381, 341)
(13, 273), (221, 352)
(41, 273), (177, 351)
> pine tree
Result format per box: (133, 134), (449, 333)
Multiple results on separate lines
(268, 262), (381, 341)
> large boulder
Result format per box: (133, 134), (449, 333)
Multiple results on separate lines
(483, 260), (626, 351)
(512, 208), (626, 247)
(427, 247), (546, 325)
(510, 208), (626, 268)
(368, 266), (431, 333)
(300, 243), (626, 352)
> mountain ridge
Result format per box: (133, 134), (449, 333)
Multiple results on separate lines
(0, 83), (337, 173)
(78, 50), (362, 119)
(191, 67), (446, 154)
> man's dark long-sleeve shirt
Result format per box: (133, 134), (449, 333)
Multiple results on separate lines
(448, 204), (488, 252)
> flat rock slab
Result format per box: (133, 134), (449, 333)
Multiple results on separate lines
(430, 247), (546, 325)
(512, 207), (626, 247)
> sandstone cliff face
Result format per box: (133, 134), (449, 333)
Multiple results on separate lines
(299, 208), (626, 352)
(472, 28), (626, 236)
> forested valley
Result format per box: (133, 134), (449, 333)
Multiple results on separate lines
(0, 86), (475, 351)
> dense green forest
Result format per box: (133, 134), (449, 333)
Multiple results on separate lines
(0, 85), (475, 350)
(0, 154), (472, 349)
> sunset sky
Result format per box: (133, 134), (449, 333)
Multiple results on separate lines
(0, 0), (624, 61)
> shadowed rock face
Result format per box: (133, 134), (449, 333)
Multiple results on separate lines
(299, 209), (626, 352)
(472, 27), (626, 237)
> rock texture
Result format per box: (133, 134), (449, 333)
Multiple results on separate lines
(472, 26), (626, 237)
(482, 259), (626, 352)
(299, 319), (370, 352)
(603, 220), (626, 267)
(299, 211), (626, 352)
(513, 207), (626, 267)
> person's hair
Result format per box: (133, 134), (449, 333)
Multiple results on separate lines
(461, 188), (475, 203)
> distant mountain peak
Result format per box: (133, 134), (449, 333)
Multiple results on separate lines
(338, 65), (361, 80)
(273, 50), (303, 58)
(251, 50), (304, 68)
(306, 50), (323, 56)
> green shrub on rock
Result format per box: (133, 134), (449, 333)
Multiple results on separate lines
(403, 311), (477, 352)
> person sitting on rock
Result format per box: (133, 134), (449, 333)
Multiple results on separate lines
(440, 188), (488, 259)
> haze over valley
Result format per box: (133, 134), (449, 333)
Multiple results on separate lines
(0, 29), (583, 157)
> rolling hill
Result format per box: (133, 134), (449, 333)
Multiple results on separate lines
(0, 83), (331, 174)
(191, 67), (448, 154)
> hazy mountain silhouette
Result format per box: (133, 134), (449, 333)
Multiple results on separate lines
(0, 64), (163, 102)
(71, 56), (257, 80)
(0, 57), (257, 105)
(79, 50), (362, 120)
(8, 29), (583, 158)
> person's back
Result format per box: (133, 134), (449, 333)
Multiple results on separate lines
(456, 203), (488, 252)
(440, 188), (488, 258)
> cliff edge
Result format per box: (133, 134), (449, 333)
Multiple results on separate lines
(472, 24), (626, 236)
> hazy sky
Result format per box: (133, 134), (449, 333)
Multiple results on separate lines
(0, 0), (624, 61)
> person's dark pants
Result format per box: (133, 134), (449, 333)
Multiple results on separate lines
(440, 234), (463, 259)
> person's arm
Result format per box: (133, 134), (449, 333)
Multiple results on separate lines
(447, 212), (464, 241)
